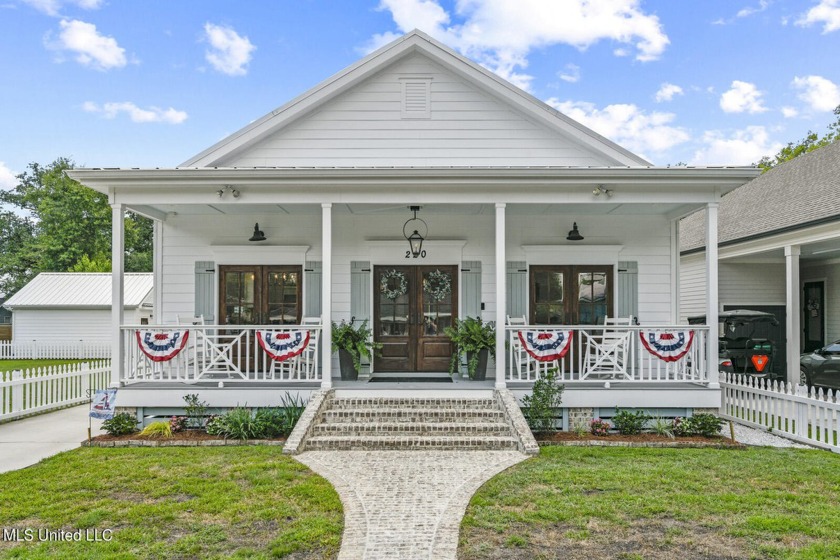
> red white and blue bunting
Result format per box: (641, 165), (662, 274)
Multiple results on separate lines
(257, 330), (311, 362)
(518, 330), (574, 362)
(639, 330), (694, 362)
(136, 330), (190, 362)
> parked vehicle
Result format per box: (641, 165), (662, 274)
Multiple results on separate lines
(800, 341), (840, 391)
(688, 309), (781, 381)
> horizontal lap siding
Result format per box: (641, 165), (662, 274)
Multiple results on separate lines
(223, 53), (607, 168)
(719, 262), (786, 306)
(13, 309), (114, 342)
(679, 254), (707, 321)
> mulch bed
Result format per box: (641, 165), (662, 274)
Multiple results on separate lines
(84, 430), (287, 447)
(535, 432), (744, 449)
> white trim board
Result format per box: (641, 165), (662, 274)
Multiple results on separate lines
(210, 245), (310, 265)
(366, 240), (466, 265)
(521, 245), (624, 265)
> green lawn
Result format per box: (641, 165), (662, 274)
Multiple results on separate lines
(0, 447), (343, 559)
(460, 446), (840, 560)
(0, 360), (87, 374)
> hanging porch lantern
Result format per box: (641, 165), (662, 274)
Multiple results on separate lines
(403, 206), (428, 258)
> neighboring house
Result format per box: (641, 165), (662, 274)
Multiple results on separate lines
(2, 273), (154, 343)
(680, 140), (840, 384)
(0, 298), (11, 341)
(67, 31), (757, 419)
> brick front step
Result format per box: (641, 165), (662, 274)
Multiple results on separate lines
(321, 407), (507, 424)
(329, 397), (498, 410)
(303, 434), (521, 451)
(312, 421), (513, 437)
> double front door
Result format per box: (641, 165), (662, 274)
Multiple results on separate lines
(374, 265), (458, 372)
(529, 265), (614, 325)
(219, 265), (302, 326)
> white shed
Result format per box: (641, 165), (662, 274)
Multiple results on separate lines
(3, 273), (154, 343)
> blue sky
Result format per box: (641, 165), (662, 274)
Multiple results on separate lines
(2, 0), (840, 188)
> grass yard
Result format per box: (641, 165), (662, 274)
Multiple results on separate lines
(0, 360), (87, 374)
(0, 447), (343, 559)
(460, 446), (840, 560)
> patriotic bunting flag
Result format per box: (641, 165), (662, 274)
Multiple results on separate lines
(639, 330), (694, 362)
(518, 330), (574, 362)
(136, 330), (190, 362)
(257, 330), (311, 362)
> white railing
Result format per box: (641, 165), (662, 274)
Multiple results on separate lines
(0, 340), (111, 360)
(121, 325), (322, 384)
(506, 325), (709, 383)
(0, 360), (110, 421)
(721, 373), (839, 453)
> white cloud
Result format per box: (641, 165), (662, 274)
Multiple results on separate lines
(0, 162), (17, 191)
(781, 106), (799, 118)
(48, 18), (126, 70)
(367, 0), (669, 92)
(719, 80), (767, 113)
(557, 63), (580, 83)
(736, 0), (769, 19)
(547, 98), (690, 156)
(203, 23), (255, 76)
(691, 126), (783, 165)
(792, 75), (840, 112)
(83, 101), (188, 124)
(22, 0), (102, 16)
(796, 0), (840, 33)
(655, 83), (683, 102)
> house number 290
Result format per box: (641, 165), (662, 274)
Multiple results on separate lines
(405, 250), (427, 259)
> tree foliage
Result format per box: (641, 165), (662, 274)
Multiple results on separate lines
(0, 157), (152, 297)
(757, 105), (840, 172)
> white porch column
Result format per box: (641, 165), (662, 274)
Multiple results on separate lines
(785, 245), (801, 385)
(321, 203), (332, 388)
(705, 202), (720, 388)
(495, 203), (507, 389)
(111, 203), (125, 388)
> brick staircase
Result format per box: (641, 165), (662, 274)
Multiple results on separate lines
(297, 393), (531, 452)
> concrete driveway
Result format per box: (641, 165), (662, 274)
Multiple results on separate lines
(0, 405), (103, 474)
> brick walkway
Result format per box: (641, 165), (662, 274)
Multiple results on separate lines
(296, 450), (527, 560)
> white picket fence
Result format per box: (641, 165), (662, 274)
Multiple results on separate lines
(721, 373), (839, 453)
(0, 340), (111, 360)
(0, 360), (111, 421)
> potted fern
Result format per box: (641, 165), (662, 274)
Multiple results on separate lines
(445, 317), (496, 380)
(331, 319), (382, 380)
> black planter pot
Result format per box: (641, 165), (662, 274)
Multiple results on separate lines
(466, 348), (490, 381)
(338, 349), (359, 381)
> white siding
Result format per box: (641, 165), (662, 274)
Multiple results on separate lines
(222, 53), (610, 168)
(679, 254), (707, 321)
(12, 308), (144, 342)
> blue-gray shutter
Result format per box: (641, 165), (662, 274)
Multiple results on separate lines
(506, 261), (527, 319)
(461, 261), (482, 319)
(304, 261), (322, 317)
(351, 261), (371, 324)
(618, 261), (638, 320)
(194, 261), (215, 323)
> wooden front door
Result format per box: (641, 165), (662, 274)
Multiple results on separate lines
(804, 281), (825, 353)
(374, 265), (458, 372)
(219, 265), (302, 326)
(529, 265), (614, 325)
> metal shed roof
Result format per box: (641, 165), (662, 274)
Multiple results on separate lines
(3, 273), (154, 310)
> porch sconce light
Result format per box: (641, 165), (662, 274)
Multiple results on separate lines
(566, 222), (584, 241)
(403, 205), (428, 257)
(592, 185), (613, 197)
(249, 223), (266, 242)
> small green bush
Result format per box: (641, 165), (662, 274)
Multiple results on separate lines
(140, 421), (173, 439)
(169, 415), (187, 433)
(215, 407), (262, 440)
(590, 418), (611, 436)
(101, 412), (138, 436)
(674, 413), (723, 437)
(648, 416), (675, 439)
(612, 408), (648, 435)
(183, 393), (209, 429)
(521, 368), (564, 433)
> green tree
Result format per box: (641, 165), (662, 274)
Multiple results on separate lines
(0, 157), (153, 296)
(757, 105), (840, 172)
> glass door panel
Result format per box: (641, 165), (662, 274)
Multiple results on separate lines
(530, 265), (613, 325)
(532, 269), (566, 324)
(222, 268), (258, 325)
(577, 271), (608, 325)
(266, 268), (300, 325)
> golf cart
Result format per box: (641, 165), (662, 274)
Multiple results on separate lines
(688, 309), (780, 381)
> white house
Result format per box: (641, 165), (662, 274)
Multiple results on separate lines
(67, 31), (758, 425)
(681, 140), (840, 385)
(2, 272), (153, 355)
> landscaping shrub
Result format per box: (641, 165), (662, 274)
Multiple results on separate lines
(612, 408), (648, 435)
(169, 415), (187, 433)
(205, 415), (224, 436)
(648, 416), (675, 439)
(521, 368), (564, 433)
(590, 418), (611, 436)
(674, 413), (723, 437)
(213, 407), (262, 440)
(102, 412), (138, 436)
(140, 421), (173, 439)
(183, 393), (209, 429)
(203, 394), (307, 439)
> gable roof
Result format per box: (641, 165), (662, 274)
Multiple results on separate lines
(181, 30), (650, 168)
(680, 140), (840, 253)
(3, 273), (154, 310)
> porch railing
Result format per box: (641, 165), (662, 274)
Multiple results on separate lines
(506, 325), (709, 383)
(120, 325), (322, 384)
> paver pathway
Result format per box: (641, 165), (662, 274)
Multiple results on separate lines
(0, 405), (102, 474)
(296, 450), (527, 560)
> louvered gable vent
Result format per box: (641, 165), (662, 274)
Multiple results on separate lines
(400, 77), (431, 119)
